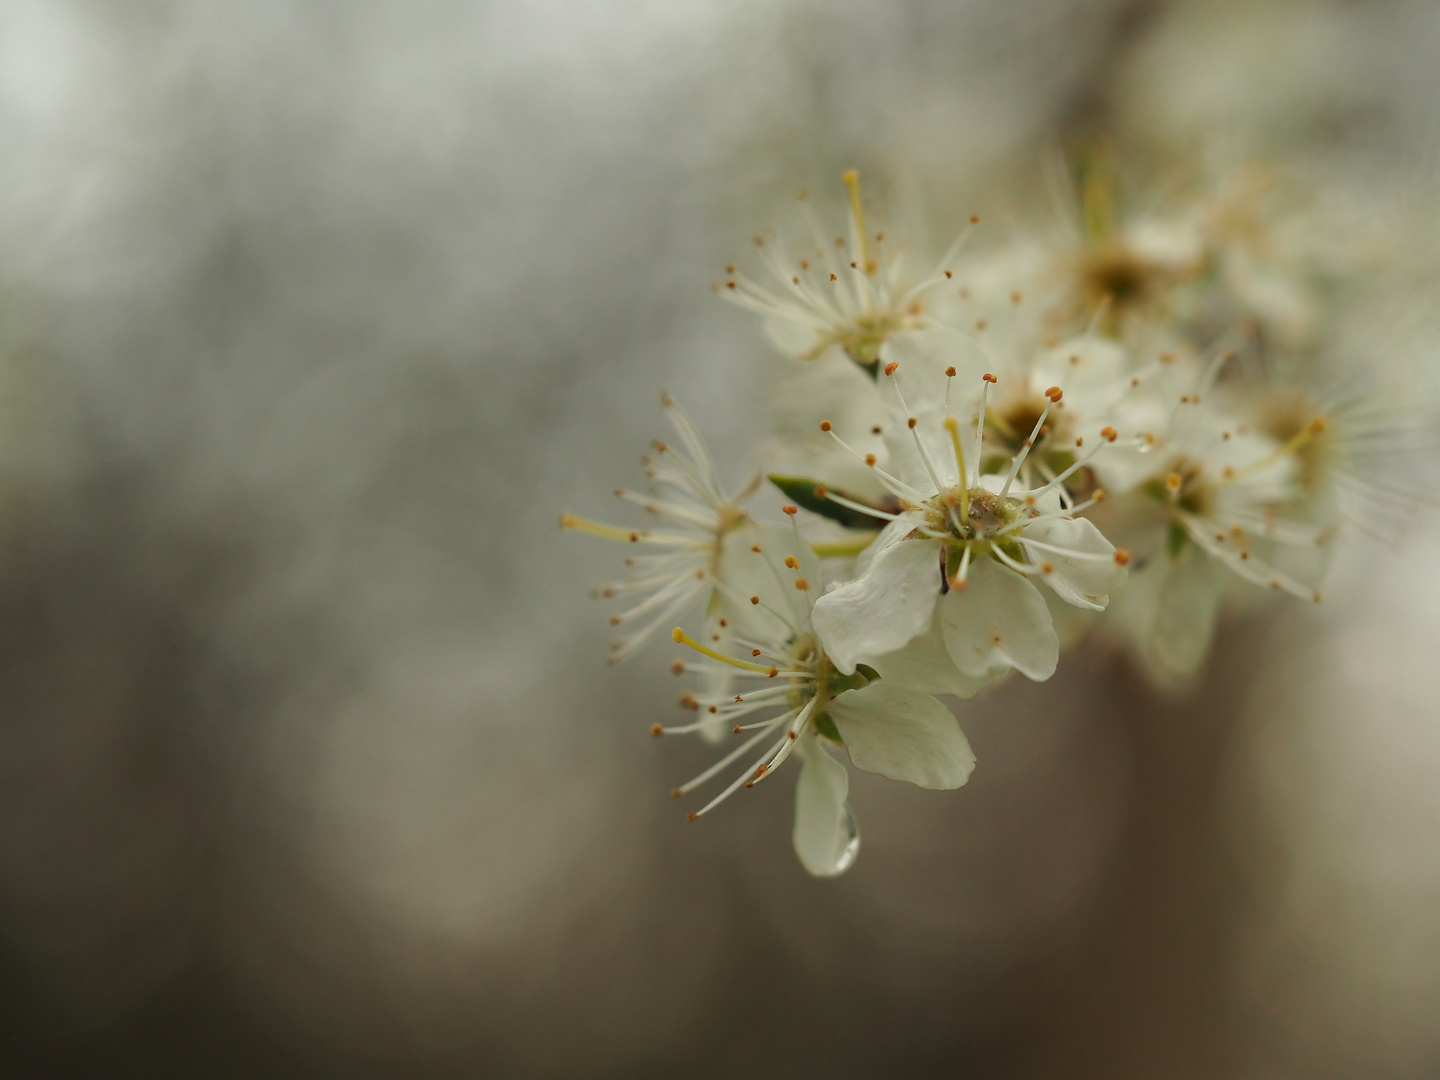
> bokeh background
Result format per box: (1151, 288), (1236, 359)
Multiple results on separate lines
(1, 1), (1439, 1076)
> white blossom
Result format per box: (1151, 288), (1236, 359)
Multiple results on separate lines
(810, 364), (1129, 684)
(659, 517), (976, 877)
(1089, 351), (1335, 678)
(561, 395), (762, 664)
(718, 170), (976, 375)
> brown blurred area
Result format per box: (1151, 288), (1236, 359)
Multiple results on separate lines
(1, 2), (1439, 1077)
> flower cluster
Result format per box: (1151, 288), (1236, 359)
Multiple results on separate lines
(563, 159), (1420, 876)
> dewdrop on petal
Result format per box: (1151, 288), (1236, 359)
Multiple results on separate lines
(659, 528), (977, 877)
(718, 170), (979, 375)
(560, 395), (761, 664)
(811, 364), (1128, 684)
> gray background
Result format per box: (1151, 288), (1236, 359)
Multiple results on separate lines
(0, 1), (1438, 1077)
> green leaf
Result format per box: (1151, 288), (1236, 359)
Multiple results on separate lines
(767, 475), (886, 530)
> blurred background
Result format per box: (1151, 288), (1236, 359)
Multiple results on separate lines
(0, 1), (1438, 1076)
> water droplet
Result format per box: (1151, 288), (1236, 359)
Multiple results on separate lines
(830, 802), (861, 875)
(1131, 433), (1153, 453)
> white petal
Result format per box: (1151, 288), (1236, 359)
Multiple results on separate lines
(866, 616), (997, 699)
(940, 557), (1059, 681)
(828, 681), (976, 790)
(1042, 584), (1098, 652)
(715, 521), (819, 638)
(792, 734), (859, 878)
(1022, 514), (1126, 610)
(1152, 544), (1226, 676)
(812, 536), (940, 674)
(854, 515), (913, 577)
(762, 348), (890, 499)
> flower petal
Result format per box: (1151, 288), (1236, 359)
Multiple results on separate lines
(940, 557), (1059, 681)
(1152, 544), (1225, 676)
(828, 681), (976, 790)
(812, 535), (940, 674)
(792, 734), (859, 877)
(716, 521), (820, 638)
(866, 615), (997, 699)
(1022, 514), (1126, 610)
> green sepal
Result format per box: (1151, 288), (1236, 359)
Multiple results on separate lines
(828, 669), (871, 695)
(768, 475), (885, 530)
(855, 664), (880, 682)
(944, 545), (964, 584)
(1166, 521), (1188, 559)
(813, 711), (843, 744)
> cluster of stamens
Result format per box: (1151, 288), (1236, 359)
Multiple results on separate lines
(817, 365), (1125, 589)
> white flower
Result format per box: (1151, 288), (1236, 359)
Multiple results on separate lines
(719, 170), (976, 375)
(658, 517), (976, 877)
(810, 364), (1129, 684)
(561, 395), (761, 663)
(1089, 354), (1335, 678)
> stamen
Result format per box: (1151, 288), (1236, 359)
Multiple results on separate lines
(1000, 400), (1053, 497)
(888, 368), (949, 492)
(671, 627), (803, 675)
(990, 546), (1040, 576)
(1226, 416), (1328, 484)
(692, 731), (793, 816)
(559, 513), (650, 544)
(823, 490), (902, 522)
(948, 544), (972, 591)
(676, 720), (791, 800)
(748, 696), (820, 784)
(841, 169), (872, 283)
(1019, 537), (1125, 563)
(973, 374), (995, 485)
(942, 416), (970, 523)
(1019, 429), (1118, 501)
(821, 421), (930, 502)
